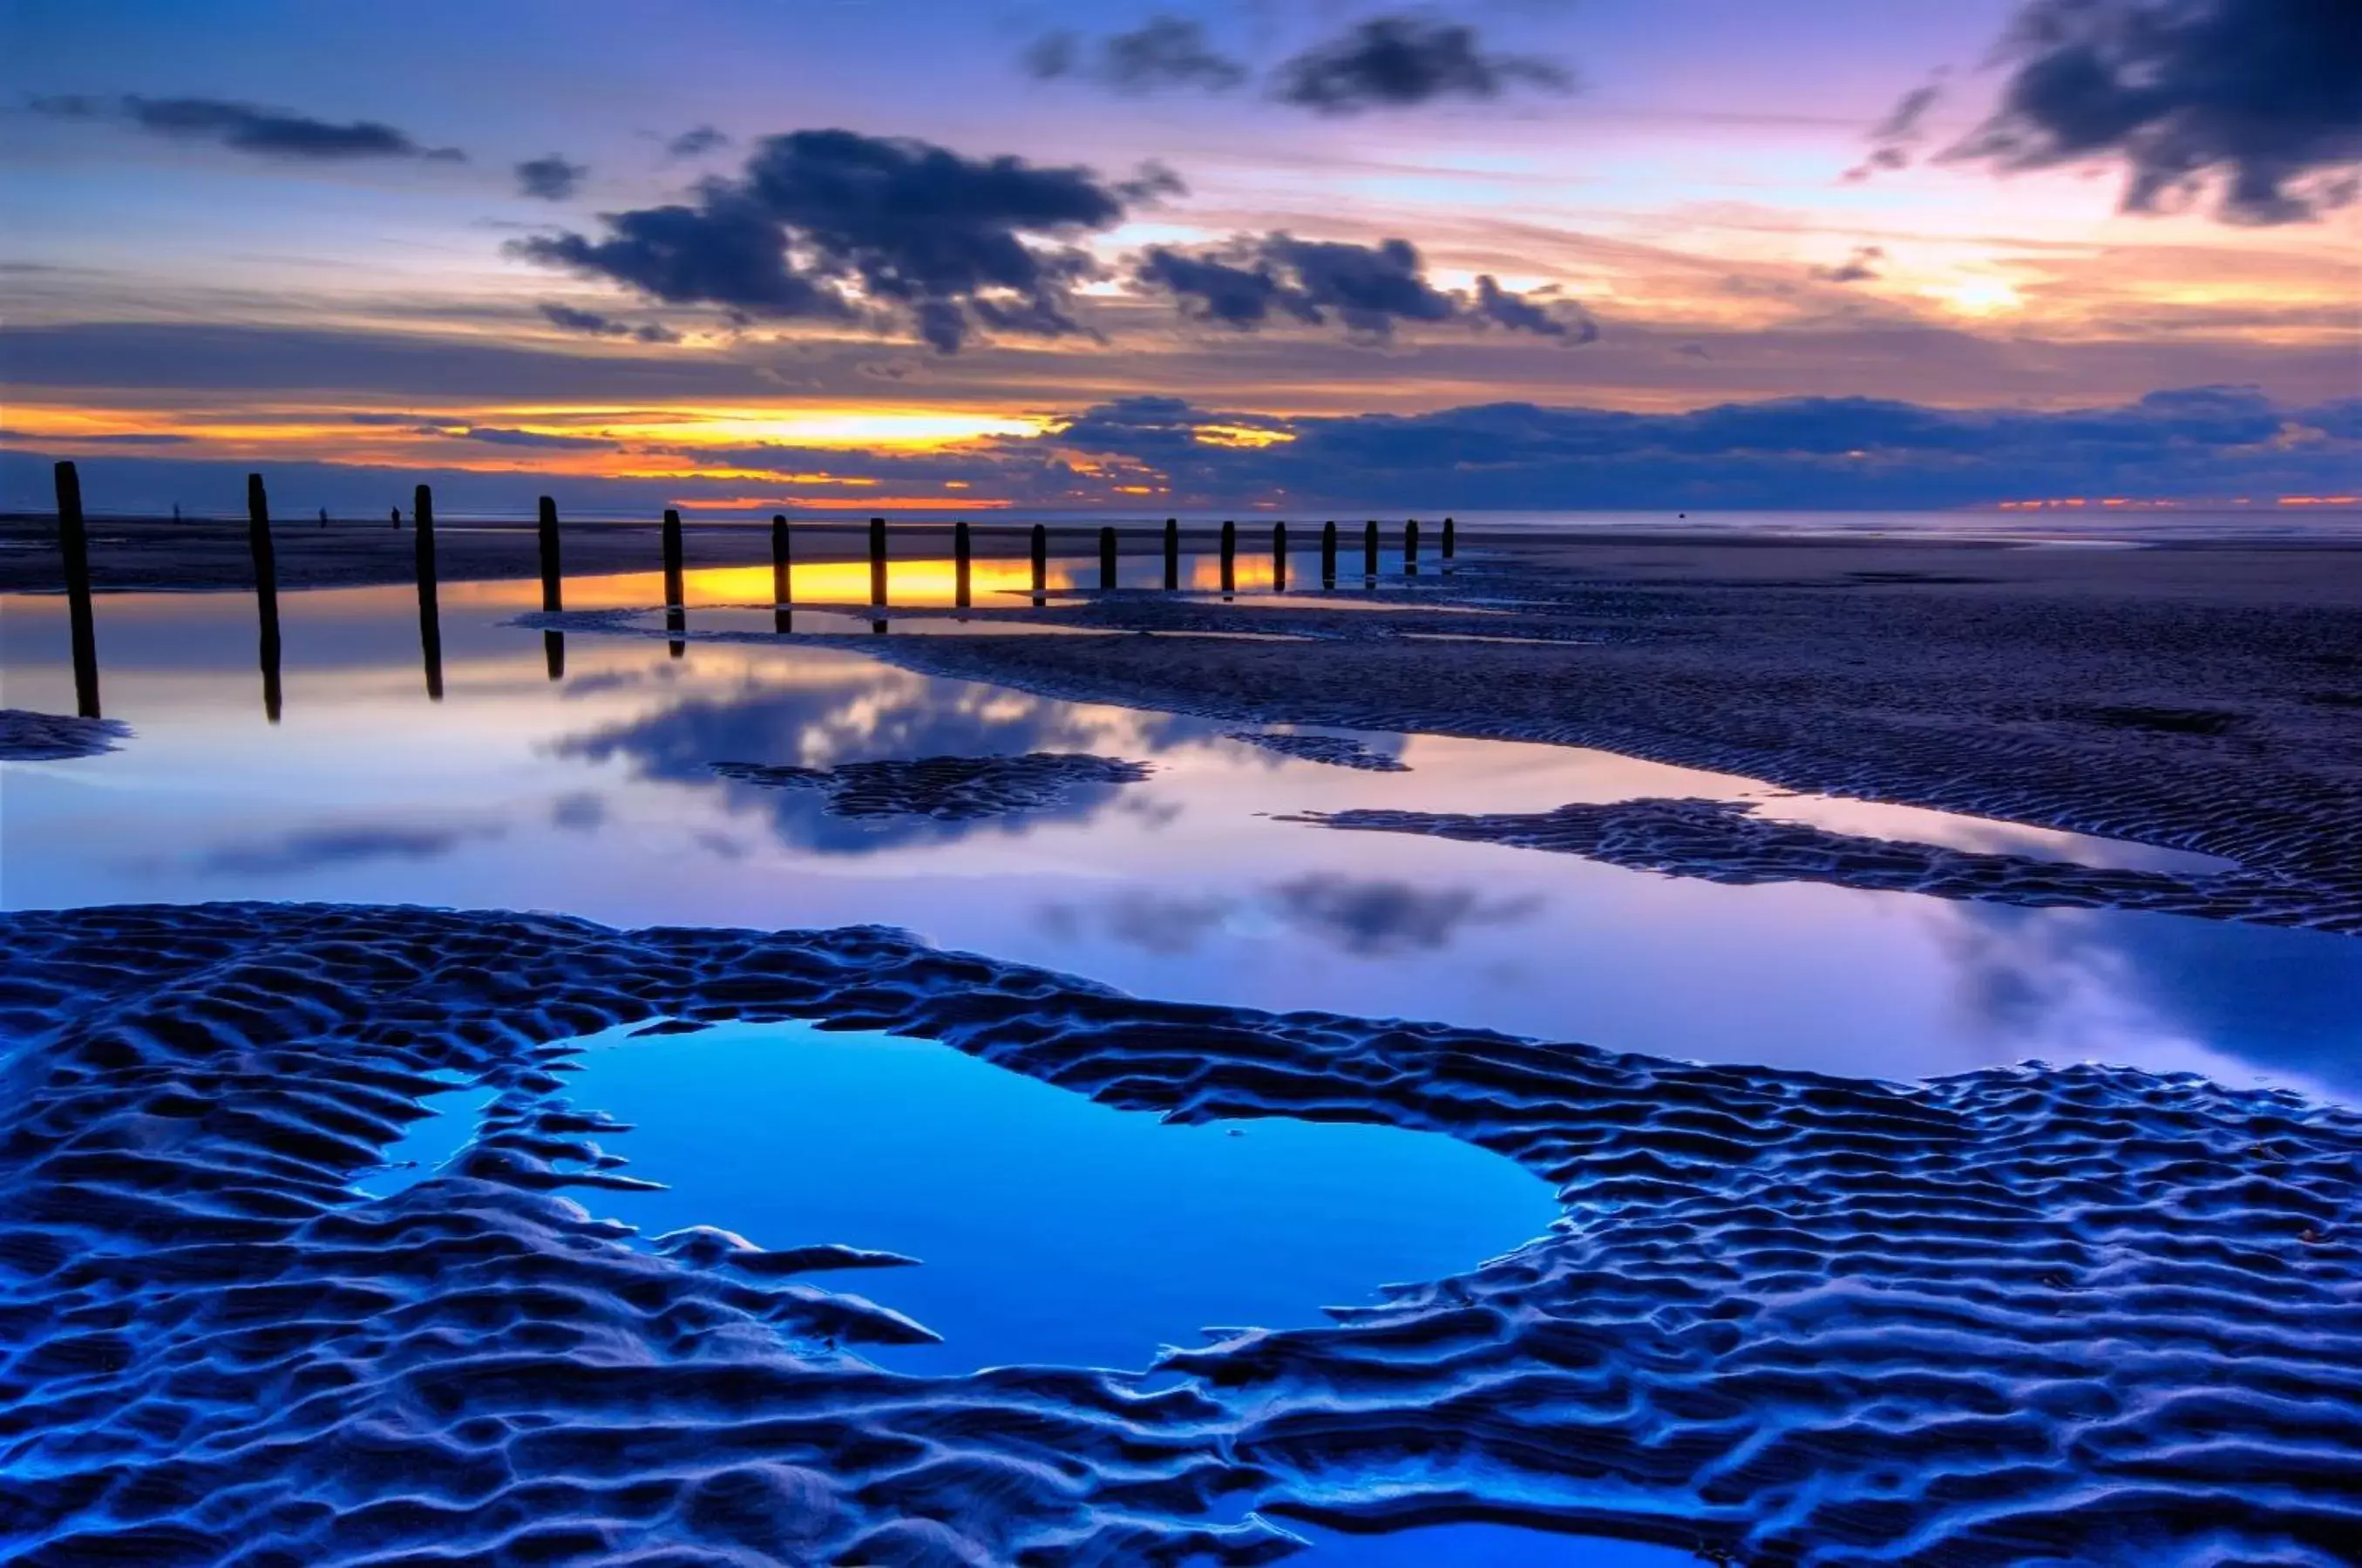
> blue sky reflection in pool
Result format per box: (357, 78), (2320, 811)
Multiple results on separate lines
(553, 1021), (1561, 1376)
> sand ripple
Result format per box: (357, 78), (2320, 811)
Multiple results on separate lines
(1293, 795), (2362, 933)
(0, 709), (130, 762)
(3, 901), (2357, 1564)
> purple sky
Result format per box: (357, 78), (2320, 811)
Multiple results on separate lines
(3, 0), (2356, 514)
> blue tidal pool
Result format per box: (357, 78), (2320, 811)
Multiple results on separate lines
(540, 1021), (1561, 1375)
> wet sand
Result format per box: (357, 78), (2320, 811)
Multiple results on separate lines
(3, 900), (2356, 1565)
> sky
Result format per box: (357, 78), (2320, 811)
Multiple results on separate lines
(1, 0), (2356, 516)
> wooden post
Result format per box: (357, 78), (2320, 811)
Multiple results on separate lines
(248, 473), (282, 723)
(1442, 514), (1456, 562)
(1405, 517), (1420, 576)
(54, 461), (100, 719)
(539, 483), (568, 668)
(1163, 516), (1178, 590)
(414, 484), (443, 700)
(770, 514), (791, 634)
(1363, 519), (1378, 582)
(1273, 520), (1287, 592)
(1219, 519), (1236, 595)
(868, 515), (887, 611)
(1321, 520), (1337, 587)
(954, 519), (972, 612)
(537, 496), (562, 613)
(1099, 524), (1117, 590)
(661, 508), (686, 656)
(1030, 522), (1047, 604)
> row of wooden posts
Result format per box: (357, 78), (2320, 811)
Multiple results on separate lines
(47, 458), (1456, 723)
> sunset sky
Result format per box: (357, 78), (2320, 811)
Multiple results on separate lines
(3, 0), (2355, 516)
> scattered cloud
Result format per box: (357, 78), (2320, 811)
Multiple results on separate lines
(31, 94), (464, 162)
(666, 125), (730, 160)
(536, 302), (681, 342)
(1272, 16), (1572, 114)
(1267, 875), (1542, 955)
(1026, 16), (1248, 94)
(1847, 80), (1945, 181)
(1946, 0), (2361, 224)
(1137, 233), (1584, 341)
(1811, 245), (1886, 284)
(511, 128), (1159, 352)
(515, 154), (587, 200)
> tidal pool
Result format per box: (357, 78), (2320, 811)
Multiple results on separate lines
(5, 573), (2359, 1101)
(404, 1021), (1565, 1377)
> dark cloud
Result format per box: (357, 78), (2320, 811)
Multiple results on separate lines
(511, 128), (1149, 352)
(31, 94), (464, 162)
(549, 791), (607, 832)
(1472, 275), (1595, 340)
(537, 302), (681, 343)
(1810, 245), (1886, 284)
(1273, 16), (1571, 114)
(1947, 0), (2361, 224)
(1025, 16), (1249, 93)
(515, 155), (586, 200)
(666, 125), (730, 160)
(1137, 234), (1581, 341)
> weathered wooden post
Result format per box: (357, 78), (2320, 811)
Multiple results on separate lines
(1442, 514), (1456, 563)
(662, 508), (686, 607)
(1363, 519), (1378, 583)
(1219, 519), (1236, 595)
(1405, 517), (1420, 576)
(413, 484), (443, 701)
(53, 462), (100, 719)
(247, 473), (282, 723)
(770, 514), (791, 634)
(1030, 522), (1047, 605)
(1164, 517), (1179, 590)
(1273, 520), (1287, 592)
(662, 507), (686, 656)
(537, 496), (562, 613)
(868, 515), (887, 609)
(954, 519), (972, 613)
(1321, 520), (1337, 587)
(544, 629), (565, 682)
(1099, 524), (1117, 590)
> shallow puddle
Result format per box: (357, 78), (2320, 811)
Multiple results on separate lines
(6, 576), (2358, 1101)
(539, 1022), (1559, 1375)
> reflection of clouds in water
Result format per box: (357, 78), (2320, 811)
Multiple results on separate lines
(193, 822), (503, 877)
(1931, 901), (2362, 1097)
(1271, 876), (1542, 956)
(551, 666), (1223, 855)
(1038, 876), (1544, 959)
(549, 791), (606, 832)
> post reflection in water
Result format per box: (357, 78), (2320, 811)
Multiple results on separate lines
(412, 483), (443, 702)
(247, 473), (282, 723)
(771, 514), (792, 635)
(52, 461), (102, 719)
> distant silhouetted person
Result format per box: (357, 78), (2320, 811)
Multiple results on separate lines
(172, 503), (180, 522)
(391, 506), (402, 530)
(318, 506), (328, 527)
